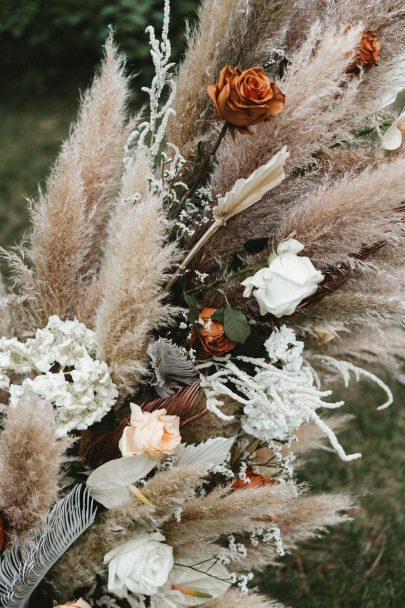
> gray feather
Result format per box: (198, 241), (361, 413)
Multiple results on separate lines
(148, 337), (196, 396)
(0, 485), (97, 608)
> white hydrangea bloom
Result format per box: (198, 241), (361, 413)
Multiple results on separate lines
(1, 316), (117, 437)
(264, 325), (304, 372)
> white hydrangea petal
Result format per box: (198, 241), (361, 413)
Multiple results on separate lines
(382, 122), (403, 150)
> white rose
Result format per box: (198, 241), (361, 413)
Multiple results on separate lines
(241, 238), (324, 318)
(104, 533), (174, 598)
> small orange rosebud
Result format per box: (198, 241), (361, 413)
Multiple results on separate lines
(232, 468), (277, 491)
(191, 307), (237, 356)
(207, 66), (285, 135)
(345, 27), (380, 75)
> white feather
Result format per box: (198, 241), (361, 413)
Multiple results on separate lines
(175, 437), (235, 470)
(0, 485), (96, 608)
(86, 455), (157, 508)
(213, 146), (289, 222)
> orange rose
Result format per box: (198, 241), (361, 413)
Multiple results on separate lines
(232, 468), (277, 491)
(345, 28), (380, 74)
(207, 66), (285, 135)
(192, 307), (237, 356)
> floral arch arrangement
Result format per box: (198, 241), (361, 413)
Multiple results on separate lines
(0, 1), (404, 607)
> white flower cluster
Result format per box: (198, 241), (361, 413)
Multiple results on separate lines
(0, 316), (118, 437)
(198, 325), (393, 461)
(264, 324), (304, 372)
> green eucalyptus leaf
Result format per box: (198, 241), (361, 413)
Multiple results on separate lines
(224, 307), (251, 344)
(184, 293), (199, 325)
(212, 309), (225, 323)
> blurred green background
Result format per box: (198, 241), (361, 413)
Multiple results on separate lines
(0, 2), (404, 607)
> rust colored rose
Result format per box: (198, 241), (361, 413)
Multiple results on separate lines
(192, 307), (237, 356)
(207, 66), (285, 134)
(232, 468), (277, 491)
(345, 28), (380, 74)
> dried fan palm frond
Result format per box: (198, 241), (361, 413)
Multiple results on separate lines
(95, 189), (179, 393)
(148, 337), (197, 396)
(0, 393), (69, 542)
(0, 485), (96, 608)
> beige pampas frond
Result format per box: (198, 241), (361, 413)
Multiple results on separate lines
(168, 0), (238, 155)
(212, 23), (363, 196)
(69, 35), (129, 271)
(290, 286), (405, 335)
(51, 467), (205, 597)
(0, 393), (68, 542)
(164, 483), (296, 553)
(313, 327), (405, 375)
(277, 157), (405, 271)
(240, 491), (353, 571)
(206, 589), (289, 608)
(95, 184), (178, 393)
(2, 36), (128, 328)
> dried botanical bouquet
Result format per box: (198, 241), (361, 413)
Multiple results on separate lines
(1, 1), (405, 607)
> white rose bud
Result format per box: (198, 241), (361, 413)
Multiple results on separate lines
(241, 238), (324, 318)
(104, 533), (174, 598)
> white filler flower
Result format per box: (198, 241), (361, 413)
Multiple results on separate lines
(1, 315), (118, 437)
(242, 238), (324, 318)
(104, 533), (174, 598)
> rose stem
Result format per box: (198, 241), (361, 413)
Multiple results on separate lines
(179, 121), (229, 206)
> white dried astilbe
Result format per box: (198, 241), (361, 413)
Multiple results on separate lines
(198, 327), (393, 462)
(0, 316), (117, 436)
(127, 0), (176, 163)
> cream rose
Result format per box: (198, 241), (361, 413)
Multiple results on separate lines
(241, 238), (324, 318)
(55, 600), (91, 608)
(104, 533), (174, 598)
(119, 404), (181, 458)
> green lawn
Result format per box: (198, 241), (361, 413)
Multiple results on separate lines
(0, 95), (404, 608)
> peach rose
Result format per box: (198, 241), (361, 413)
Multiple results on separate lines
(345, 28), (380, 74)
(191, 307), (237, 356)
(119, 404), (181, 459)
(207, 65), (285, 134)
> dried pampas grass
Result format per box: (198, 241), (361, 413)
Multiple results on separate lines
(95, 184), (178, 393)
(168, 0), (239, 155)
(277, 157), (405, 271)
(212, 23), (363, 196)
(2, 37), (128, 328)
(0, 393), (68, 542)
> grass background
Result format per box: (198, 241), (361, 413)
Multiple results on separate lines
(0, 3), (404, 607)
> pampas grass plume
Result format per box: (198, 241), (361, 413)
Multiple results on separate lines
(0, 393), (68, 542)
